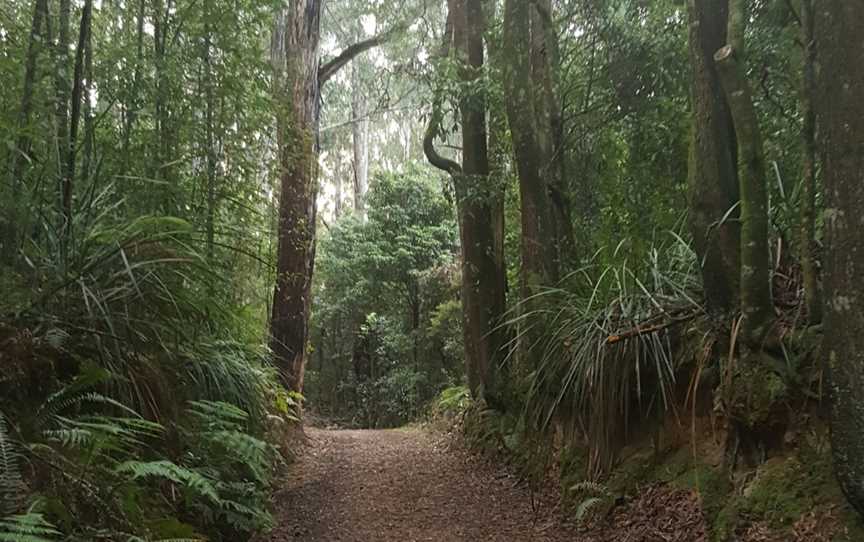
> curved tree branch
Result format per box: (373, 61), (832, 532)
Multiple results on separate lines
(423, 96), (462, 176)
(318, 25), (404, 86)
(423, 3), (461, 177)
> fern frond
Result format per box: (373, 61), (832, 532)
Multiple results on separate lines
(45, 415), (162, 455)
(115, 461), (219, 503)
(36, 390), (140, 430)
(187, 401), (248, 429)
(569, 480), (611, 496)
(203, 431), (274, 483)
(0, 413), (24, 516)
(575, 496), (604, 521)
(0, 512), (60, 541)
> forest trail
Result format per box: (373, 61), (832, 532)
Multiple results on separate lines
(263, 427), (581, 541)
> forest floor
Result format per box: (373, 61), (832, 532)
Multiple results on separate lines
(262, 427), (583, 541)
(261, 426), (852, 541)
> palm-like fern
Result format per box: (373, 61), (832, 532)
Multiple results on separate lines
(516, 234), (703, 476)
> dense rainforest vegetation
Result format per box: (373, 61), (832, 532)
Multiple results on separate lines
(2, 0), (864, 540)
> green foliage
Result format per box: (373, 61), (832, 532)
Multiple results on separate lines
(308, 166), (461, 426)
(0, 163), (282, 541)
(0, 512), (60, 542)
(116, 461), (220, 504)
(0, 414), (23, 517)
(519, 234), (702, 476)
(434, 386), (471, 418)
(569, 481), (613, 523)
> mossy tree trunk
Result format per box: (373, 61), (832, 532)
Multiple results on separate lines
(685, 0), (741, 315)
(424, 0), (506, 404)
(530, 0), (575, 271)
(818, 0), (864, 518)
(269, 1), (323, 392)
(705, 0), (784, 467)
(502, 0), (558, 372)
(269, 2), (397, 393)
(714, 0), (774, 347)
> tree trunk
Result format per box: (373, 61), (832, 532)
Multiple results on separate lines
(64, 0), (93, 240)
(424, 0), (506, 403)
(818, 0), (864, 518)
(458, 0), (506, 403)
(3, 0), (49, 252)
(81, 5), (94, 186)
(798, 0), (820, 324)
(54, 0), (72, 243)
(121, 0), (146, 168)
(270, 1), (322, 393)
(351, 55), (369, 218)
(530, 0), (575, 271)
(204, 17), (217, 269)
(269, 3), (396, 393)
(714, 0), (774, 346)
(8, 0), (49, 190)
(502, 0), (558, 372)
(686, 0), (741, 315)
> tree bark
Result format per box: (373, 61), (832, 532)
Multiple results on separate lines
(714, 0), (774, 346)
(686, 0), (741, 315)
(798, 0), (820, 324)
(424, 0), (506, 403)
(64, 0), (93, 239)
(502, 0), (558, 372)
(270, 1), (323, 392)
(351, 58), (369, 218)
(270, 2), (395, 392)
(530, 0), (575, 271)
(818, 0), (864, 518)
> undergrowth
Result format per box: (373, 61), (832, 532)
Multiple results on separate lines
(432, 233), (862, 541)
(0, 200), (297, 541)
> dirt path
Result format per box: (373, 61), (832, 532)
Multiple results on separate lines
(263, 427), (581, 541)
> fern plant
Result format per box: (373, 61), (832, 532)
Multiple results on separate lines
(569, 480), (613, 523)
(0, 413), (23, 516)
(180, 400), (277, 533)
(115, 460), (220, 504)
(0, 511), (60, 542)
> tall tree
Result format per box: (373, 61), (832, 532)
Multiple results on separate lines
(63, 0), (93, 240)
(424, 0), (506, 402)
(351, 32), (370, 217)
(686, 0), (741, 314)
(530, 0), (575, 270)
(270, 2), (398, 392)
(502, 0), (558, 371)
(714, 0), (774, 346)
(798, 0), (820, 324)
(819, 0), (864, 517)
(270, 1), (324, 392)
